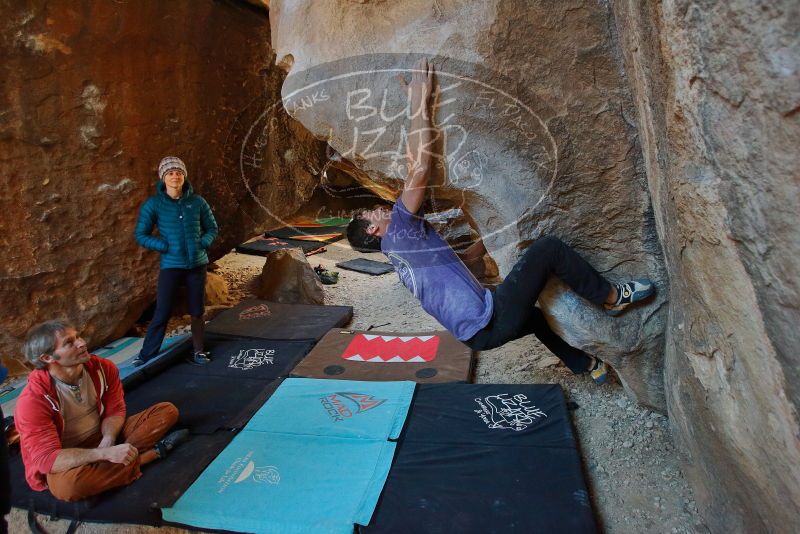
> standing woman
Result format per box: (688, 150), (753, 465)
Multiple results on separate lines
(133, 156), (218, 366)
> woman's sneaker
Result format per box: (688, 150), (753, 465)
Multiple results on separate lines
(188, 351), (211, 365)
(604, 278), (655, 316)
(589, 359), (608, 385)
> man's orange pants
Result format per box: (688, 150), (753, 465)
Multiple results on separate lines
(46, 402), (178, 502)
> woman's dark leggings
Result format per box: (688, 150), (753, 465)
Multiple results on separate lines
(465, 236), (611, 374)
(139, 266), (207, 361)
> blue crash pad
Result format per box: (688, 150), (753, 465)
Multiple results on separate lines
(162, 378), (415, 534)
(162, 432), (397, 534)
(245, 378), (415, 440)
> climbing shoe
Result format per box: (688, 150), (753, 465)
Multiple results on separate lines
(604, 278), (655, 316)
(314, 265), (339, 285)
(589, 359), (608, 385)
(187, 351), (212, 365)
(155, 429), (190, 459)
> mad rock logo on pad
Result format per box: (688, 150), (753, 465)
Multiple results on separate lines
(229, 348), (275, 371)
(474, 393), (547, 431)
(320, 392), (386, 422)
(239, 304), (271, 320)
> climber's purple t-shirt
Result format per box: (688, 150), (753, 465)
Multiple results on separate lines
(381, 198), (493, 341)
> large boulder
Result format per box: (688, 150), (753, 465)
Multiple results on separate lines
(269, 0), (668, 408)
(0, 1), (326, 362)
(612, 1), (800, 531)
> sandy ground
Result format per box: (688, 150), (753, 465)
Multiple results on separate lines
(11, 240), (708, 533)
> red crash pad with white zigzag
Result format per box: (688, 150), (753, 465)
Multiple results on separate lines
(292, 329), (474, 383)
(341, 334), (441, 363)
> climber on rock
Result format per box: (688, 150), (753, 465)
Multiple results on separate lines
(346, 58), (654, 383)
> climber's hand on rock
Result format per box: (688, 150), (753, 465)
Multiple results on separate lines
(397, 57), (435, 118)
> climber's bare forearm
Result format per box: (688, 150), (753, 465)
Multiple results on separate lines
(400, 58), (435, 214)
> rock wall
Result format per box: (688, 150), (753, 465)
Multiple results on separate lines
(0, 0), (326, 364)
(269, 0), (668, 408)
(611, 1), (800, 531)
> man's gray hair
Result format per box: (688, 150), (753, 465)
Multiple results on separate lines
(23, 319), (74, 369)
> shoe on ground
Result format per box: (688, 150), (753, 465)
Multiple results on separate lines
(319, 271), (339, 285)
(131, 357), (147, 367)
(187, 351), (211, 365)
(604, 278), (655, 316)
(590, 359), (608, 385)
(155, 428), (190, 459)
(314, 265), (339, 285)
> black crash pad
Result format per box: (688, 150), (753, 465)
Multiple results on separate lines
(266, 225), (345, 243)
(360, 383), (597, 534)
(205, 299), (353, 342)
(400, 383), (575, 448)
(169, 336), (315, 381)
(236, 236), (326, 255)
(10, 431), (235, 527)
(361, 441), (596, 534)
(335, 258), (394, 275)
(125, 370), (283, 435)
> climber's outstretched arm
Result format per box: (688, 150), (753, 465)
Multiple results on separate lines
(399, 57), (435, 215)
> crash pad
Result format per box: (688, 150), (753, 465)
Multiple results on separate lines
(125, 368), (284, 436)
(162, 378), (414, 534)
(163, 433), (396, 534)
(291, 216), (351, 227)
(9, 431), (234, 526)
(169, 336), (314, 381)
(291, 329), (474, 384)
(360, 383), (597, 533)
(236, 236), (326, 256)
(244, 378), (415, 440)
(335, 258), (394, 275)
(265, 224), (346, 244)
(399, 383), (574, 447)
(205, 299), (353, 342)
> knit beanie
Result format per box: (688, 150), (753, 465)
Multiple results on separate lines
(158, 156), (188, 180)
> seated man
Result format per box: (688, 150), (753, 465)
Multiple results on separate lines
(346, 58), (654, 383)
(15, 320), (188, 502)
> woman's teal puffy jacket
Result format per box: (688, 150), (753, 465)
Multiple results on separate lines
(135, 180), (218, 269)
